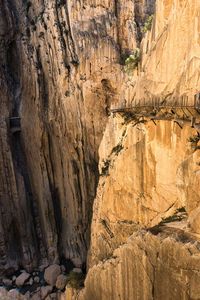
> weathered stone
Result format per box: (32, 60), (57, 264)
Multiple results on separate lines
(44, 264), (61, 286)
(15, 272), (30, 287)
(72, 268), (82, 274)
(2, 278), (12, 287)
(12, 276), (16, 283)
(34, 276), (40, 283)
(56, 274), (67, 290)
(69, 231), (200, 300)
(0, 287), (8, 298)
(0, 0), (151, 275)
(41, 285), (53, 299)
(28, 277), (33, 286)
(60, 265), (65, 273)
(31, 291), (41, 300)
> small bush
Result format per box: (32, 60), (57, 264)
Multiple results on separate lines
(121, 111), (137, 124)
(142, 14), (154, 33)
(125, 48), (140, 73)
(159, 207), (187, 225)
(100, 159), (111, 176)
(39, 31), (44, 38)
(111, 144), (123, 156)
(120, 51), (131, 65)
(67, 271), (84, 289)
(188, 134), (200, 150)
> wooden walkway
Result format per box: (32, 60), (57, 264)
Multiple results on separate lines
(110, 94), (200, 112)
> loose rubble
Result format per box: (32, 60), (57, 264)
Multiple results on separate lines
(0, 262), (81, 299)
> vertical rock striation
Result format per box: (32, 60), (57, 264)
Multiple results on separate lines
(0, 0), (155, 275)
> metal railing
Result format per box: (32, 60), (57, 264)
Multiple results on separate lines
(110, 94), (200, 111)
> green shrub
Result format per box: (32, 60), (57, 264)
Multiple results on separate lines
(120, 51), (131, 65)
(111, 144), (123, 156)
(188, 134), (200, 150)
(121, 111), (137, 124)
(67, 271), (84, 289)
(100, 159), (111, 176)
(142, 14), (154, 33)
(125, 48), (140, 73)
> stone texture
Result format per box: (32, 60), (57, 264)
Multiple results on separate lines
(2, 278), (12, 286)
(15, 272), (30, 287)
(0, 0), (154, 276)
(88, 117), (200, 267)
(0, 288), (29, 300)
(67, 230), (200, 300)
(41, 285), (53, 299)
(63, 0), (200, 299)
(44, 264), (61, 286)
(56, 274), (67, 290)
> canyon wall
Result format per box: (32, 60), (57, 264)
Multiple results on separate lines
(0, 0), (155, 276)
(64, 0), (200, 299)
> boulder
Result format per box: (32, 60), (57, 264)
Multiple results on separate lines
(0, 287), (8, 298)
(31, 290), (41, 300)
(16, 272), (30, 287)
(41, 285), (53, 299)
(56, 274), (67, 290)
(61, 265), (65, 273)
(28, 278), (33, 285)
(72, 268), (82, 273)
(44, 264), (61, 286)
(2, 278), (12, 287)
(34, 276), (40, 283)
(49, 293), (57, 299)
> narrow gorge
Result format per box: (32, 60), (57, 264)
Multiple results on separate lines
(1, 0), (200, 299)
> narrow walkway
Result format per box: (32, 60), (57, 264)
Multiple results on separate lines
(111, 94), (200, 112)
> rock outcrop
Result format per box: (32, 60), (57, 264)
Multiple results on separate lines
(67, 229), (200, 300)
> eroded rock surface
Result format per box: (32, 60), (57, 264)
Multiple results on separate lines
(69, 230), (200, 300)
(0, 0), (155, 275)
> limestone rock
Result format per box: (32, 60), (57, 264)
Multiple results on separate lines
(41, 285), (53, 299)
(0, 0), (153, 275)
(34, 276), (40, 283)
(28, 277), (33, 286)
(72, 268), (82, 274)
(69, 230), (200, 300)
(44, 264), (61, 286)
(31, 291), (41, 300)
(2, 278), (12, 287)
(15, 272), (30, 287)
(56, 274), (67, 290)
(0, 287), (8, 298)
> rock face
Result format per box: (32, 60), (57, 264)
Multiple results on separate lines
(2, 0), (200, 299)
(63, 0), (200, 299)
(88, 116), (200, 267)
(69, 230), (200, 300)
(0, 0), (155, 275)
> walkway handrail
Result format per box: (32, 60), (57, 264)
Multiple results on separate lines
(111, 94), (200, 111)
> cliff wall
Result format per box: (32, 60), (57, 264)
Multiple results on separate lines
(0, 0), (154, 275)
(65, 0), (200, 299)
